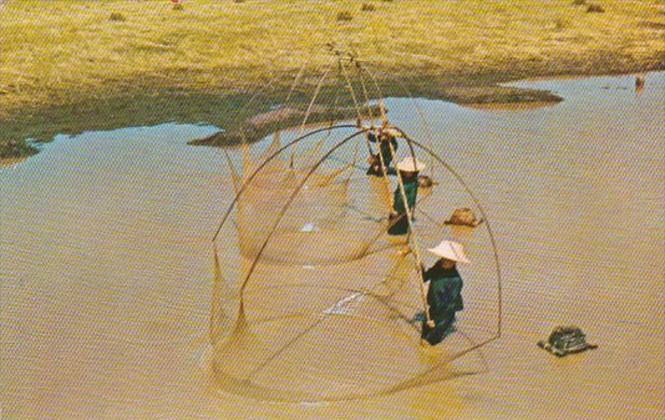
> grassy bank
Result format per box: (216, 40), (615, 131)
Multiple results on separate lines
(1, 0), (663, 158)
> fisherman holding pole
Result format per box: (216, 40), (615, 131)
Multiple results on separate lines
(419, 240), (470, 346)
(366, 125), (400, 176)
(356, 118), (401, 176)
(388, 157), (426, 236)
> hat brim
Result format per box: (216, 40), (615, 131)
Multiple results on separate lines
(397, 163), (426, 172)
(427, 247), (471, 264)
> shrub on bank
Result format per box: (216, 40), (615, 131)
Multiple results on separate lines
(109, 12), (126, 22)
(586, 4), (605, 13)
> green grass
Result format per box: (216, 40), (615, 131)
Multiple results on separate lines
(0, 0), (663, 158)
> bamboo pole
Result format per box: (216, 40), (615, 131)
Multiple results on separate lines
(386, 140), (433, 326)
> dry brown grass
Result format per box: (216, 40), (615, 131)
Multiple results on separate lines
(0, 0), (663, 157)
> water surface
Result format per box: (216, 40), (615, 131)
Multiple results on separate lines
(1, 73), (663, 418)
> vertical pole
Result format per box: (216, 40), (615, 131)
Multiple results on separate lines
(386, 141), (432, 326)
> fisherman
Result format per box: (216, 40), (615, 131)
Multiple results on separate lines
(420, 239), (470, 346)
(635, 74), (645, 94)
(365, 124), (400, 176)
(387, 157), (426, 236)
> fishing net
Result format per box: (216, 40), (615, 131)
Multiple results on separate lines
(203, 48), (501, 401)
(231, 130), (388, 266)
(207, 125), (502, 402)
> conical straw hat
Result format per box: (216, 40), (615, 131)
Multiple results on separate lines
(396, 157), (426, 172)
(427, 240), (471, 264)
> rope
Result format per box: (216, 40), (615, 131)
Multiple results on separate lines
(339, 59), (374, 158)
(354, 60), (388, 125)
(234, 75), (280, 145)
(285, 61), (306, 104)
(353, 60), (374, 123)
(297, 64), (333, 137)
(391, 77), (437, 176)
(348, 58), (392, 205)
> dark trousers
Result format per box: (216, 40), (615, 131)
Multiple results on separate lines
(388, 213), (409, 235)
(366, 165), (396, 177)
(421, 313), (456, 345)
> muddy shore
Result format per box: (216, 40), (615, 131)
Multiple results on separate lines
(1, 0), (663, 159)
(3, 62), (664, 161)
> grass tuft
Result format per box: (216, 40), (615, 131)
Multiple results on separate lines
(586, 4), (605, 13)
(336, 11), (353, 21)
(554, 18), (569, 30)
(109, 12), (126, 22)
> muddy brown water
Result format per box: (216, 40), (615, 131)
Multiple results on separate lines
(1, 73), (663, 418)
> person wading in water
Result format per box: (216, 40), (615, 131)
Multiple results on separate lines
(388, 157), (426, 236)
(357, 119), (402, 177)
(366, 125), (400, 177)
(420, 239), (470, 346)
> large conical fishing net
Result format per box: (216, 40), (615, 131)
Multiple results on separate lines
(206, 48), (502, 402)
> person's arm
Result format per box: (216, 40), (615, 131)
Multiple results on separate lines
(422, 265), (433, 283)
(392, 187), (404, 214)
(356, 118), (378, 141)
(367, 131), (378, 143)
(406, 181), (418, 209)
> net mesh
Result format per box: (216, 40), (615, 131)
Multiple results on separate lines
(208, 125), (501, 401)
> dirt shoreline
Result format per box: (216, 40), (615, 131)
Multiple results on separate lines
(2, 62), (664, 161)
(2, 0), (663, 158)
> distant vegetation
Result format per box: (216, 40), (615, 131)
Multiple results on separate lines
(0, 0), (663, 158)
(336, 11), (353, 21)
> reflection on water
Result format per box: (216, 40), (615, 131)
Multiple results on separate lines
(1, 73), (664, 418)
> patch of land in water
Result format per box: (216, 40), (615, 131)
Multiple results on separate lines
(0, 0), (663, 157)
(0, 156), (27, 167)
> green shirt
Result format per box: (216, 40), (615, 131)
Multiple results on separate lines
(368, 132), (398, 166)
(423, 265), (464, 322)
(392, 178), (418, 214)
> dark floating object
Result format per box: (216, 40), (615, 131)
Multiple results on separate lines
(417, 175), (434, 188)
(636, 76), (645, 89)
(444, 207), (484, 227)
(538, 326), (598, 357)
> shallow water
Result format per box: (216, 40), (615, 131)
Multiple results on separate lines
(1, 73), (664, 418)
